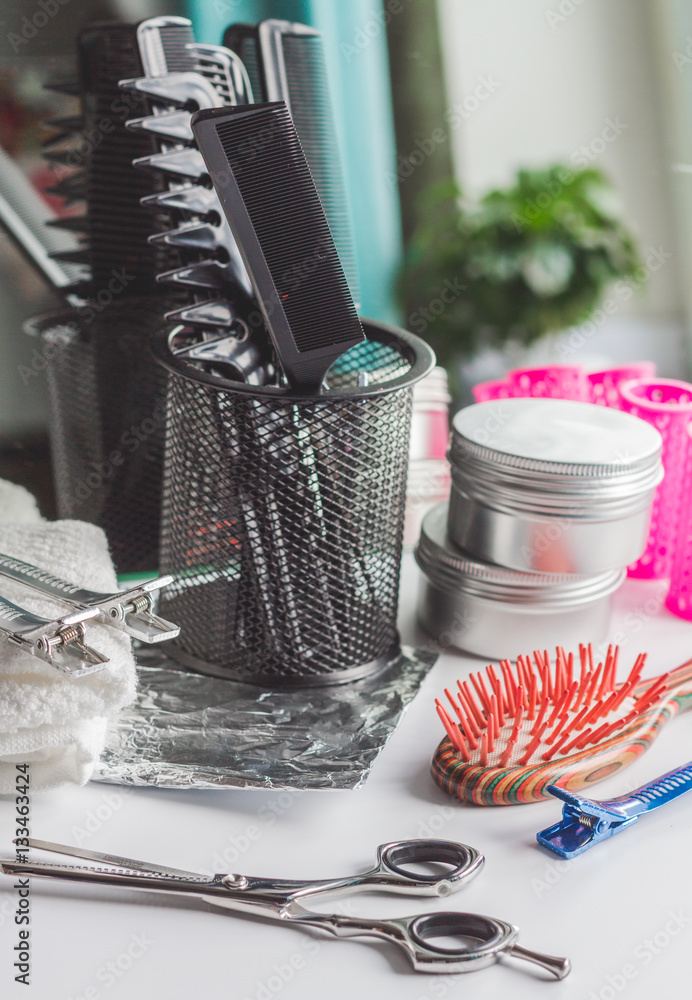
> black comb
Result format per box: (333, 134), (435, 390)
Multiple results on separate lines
(222, 24), (267, 105)
(191, 102), (364, 392)
(224, 20), (360, 307)
(66, 17), (197, 296)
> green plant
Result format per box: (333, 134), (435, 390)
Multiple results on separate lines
(399, 166), (643, 364)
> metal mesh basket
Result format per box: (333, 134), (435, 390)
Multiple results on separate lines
(154, 319), (435, 686)
(27, 300), (170, 576)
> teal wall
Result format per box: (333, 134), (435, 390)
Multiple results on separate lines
(186, 0), (403, 323)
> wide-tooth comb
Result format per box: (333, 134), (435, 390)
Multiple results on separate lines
(61, 17), (199, 296)
(124, 51), (260, 326)
(191, 102), (365, 391)
(224, 19), (360, 307)
(432, 644), (692, 805)
(222, 24), (267, 107)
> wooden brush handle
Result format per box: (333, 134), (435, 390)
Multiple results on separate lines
(433, 653), (692, 806)
(633, 657), (692, 712)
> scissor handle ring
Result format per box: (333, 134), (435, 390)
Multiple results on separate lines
(404, 911), (515, 972)
(377, 839), (483, 892)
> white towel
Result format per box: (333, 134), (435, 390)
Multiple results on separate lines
(0, 478), (43, 525)
(0, 509), (136, 793)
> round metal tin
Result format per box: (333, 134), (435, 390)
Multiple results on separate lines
(415, 504), (625, 659)
(447, 398), (662, 573)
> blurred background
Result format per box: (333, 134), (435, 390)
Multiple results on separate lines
(2, 0), (692, 513)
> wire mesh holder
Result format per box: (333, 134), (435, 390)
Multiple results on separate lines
(153, 319), (435, 687)
(26, 300), (171, 576)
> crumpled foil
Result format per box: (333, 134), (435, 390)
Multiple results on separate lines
(95, 646), (437, 790)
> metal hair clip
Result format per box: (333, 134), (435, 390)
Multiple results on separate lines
(119, 71), (221, 110)
(0, 599), (106, 676)
(0, 553), (179, 644)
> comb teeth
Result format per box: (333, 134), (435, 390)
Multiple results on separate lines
(156, 259), (229, 290)
(223, 25), (267, 102)
(119, 72), (220, 110)
(45, 173), (87, 203)
(436, 645), (660, 769)
(64, 21), (200, 296)
(134, 148), (207, 181)
(274, 30), (360, 307)
(42, 117), (85, 148)
(44, 78), (80, 96)
(191, 102), (364, 390)
(148, 222), (223, 252)
(45, 217), (89, 235)
(164, 299), (237, 328)
(187, 42), (242, 105)
(126, 110), (195, 143)
(140, 184), (218, 216)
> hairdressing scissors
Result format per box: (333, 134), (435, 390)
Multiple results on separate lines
(2, 838), (569, 979)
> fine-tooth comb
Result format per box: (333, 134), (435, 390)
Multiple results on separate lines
(122, 42), (266, 358)
(191, 102), (365, 391)
(223, 19), (360, 306)
(432, 644), (692, 805)
(49, 17), (199, 298)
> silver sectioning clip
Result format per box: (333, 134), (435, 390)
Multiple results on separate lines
(0, 554), (180, 644)
(86, 578), (180, 644)
(119, 72), (221, 110)
(0, 599), (106, 676)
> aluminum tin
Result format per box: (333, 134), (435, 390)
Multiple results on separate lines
(415, 504), (625, 659)
(447, 398), (663, 574)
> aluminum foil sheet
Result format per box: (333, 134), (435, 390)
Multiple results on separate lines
(95, 646), (437, 790)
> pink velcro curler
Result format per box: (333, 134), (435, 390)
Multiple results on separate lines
(472, 378), (515, 403)
(507, 365), (589, 401)
(666, 423), (692, 619)
(618, 378), (692, 580)
(588, 362), (657, 408)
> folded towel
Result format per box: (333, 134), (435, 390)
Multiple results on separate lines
(0, 478), (43, 525)
(0, 513), (136, 793)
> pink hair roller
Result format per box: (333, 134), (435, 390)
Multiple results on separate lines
(507, 365), (589, 401)
(588, 362), (657, 408)
(472, 378), (514, 403)
(666, 422), (692, 619)
(618, 378), (692, 580)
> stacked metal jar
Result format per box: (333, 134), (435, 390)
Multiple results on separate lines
(415, 398), (664, 658)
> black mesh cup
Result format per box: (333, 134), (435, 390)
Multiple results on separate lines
(153, 319), (435, 687)
(26, 300), (170, 576)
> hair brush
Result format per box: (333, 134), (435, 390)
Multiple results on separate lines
(432, 644), (692, 805)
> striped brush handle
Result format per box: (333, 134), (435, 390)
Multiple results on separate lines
(433, 656), (692, 805)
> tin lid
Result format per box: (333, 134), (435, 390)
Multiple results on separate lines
(450, 398), (662, 478)
(448, 398), (662, 512)
(415, 504), (625, 606)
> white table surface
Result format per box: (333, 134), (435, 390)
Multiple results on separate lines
(2, 556), (692, 1000)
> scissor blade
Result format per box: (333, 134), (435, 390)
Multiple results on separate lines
(20, 838), (206, 880)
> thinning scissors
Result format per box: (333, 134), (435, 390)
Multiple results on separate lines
(2, 838), (569, 978)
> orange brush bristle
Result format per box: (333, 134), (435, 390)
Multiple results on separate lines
(431, 644), (692, 805)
